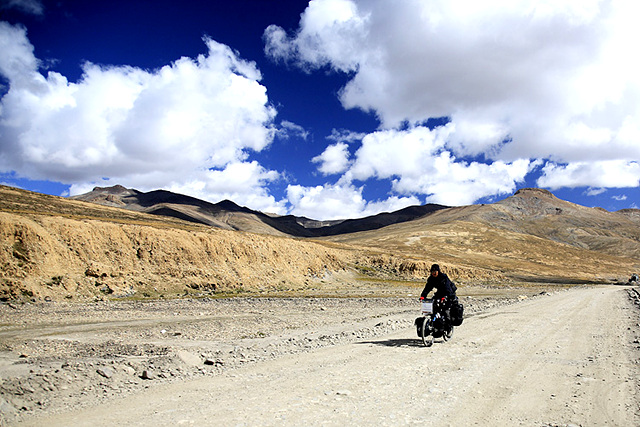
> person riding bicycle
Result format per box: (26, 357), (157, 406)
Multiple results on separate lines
(420, 264), (457, 324)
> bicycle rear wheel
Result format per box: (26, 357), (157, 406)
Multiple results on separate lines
(443, 325), (454, 341)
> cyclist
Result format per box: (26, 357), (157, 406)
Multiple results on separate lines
(420, 264), (457, 327)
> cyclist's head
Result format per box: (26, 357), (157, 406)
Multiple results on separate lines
(430, 264), (440, 276)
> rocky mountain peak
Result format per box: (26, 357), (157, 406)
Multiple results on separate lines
(513, 188), (556, 198)
(494, 187), (571, 218)
(91, 185), (132, 194)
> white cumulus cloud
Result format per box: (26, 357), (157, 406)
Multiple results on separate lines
(266, 0), (640, 195)
(286, 181), (419, 220)
(537, 160), (640, 189)
(0, 22), (284, 213)
(346, 126), (532, 206)
(312, 142), (351, 175)
(296, 125), (533, 215)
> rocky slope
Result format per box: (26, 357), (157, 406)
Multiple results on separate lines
(1, 185), (638, 302)
(0, 186), (496, 302)
(323, 188), (640, 282)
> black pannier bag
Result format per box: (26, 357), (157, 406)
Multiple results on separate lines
(450, 300), (464, 326)
(433, 314), (446, 331)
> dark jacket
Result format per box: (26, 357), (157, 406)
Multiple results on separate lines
(420, 272), (456, 300)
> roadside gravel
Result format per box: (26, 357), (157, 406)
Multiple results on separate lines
(0, 291), (521, 424)
(2, 285), (638, 426)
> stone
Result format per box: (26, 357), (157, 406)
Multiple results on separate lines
(177, 351), (201, 367)
(97, 367), (114, 378)
(140, 370), (154, 380)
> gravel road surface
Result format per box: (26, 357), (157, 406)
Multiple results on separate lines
(7, 285), (638, 426)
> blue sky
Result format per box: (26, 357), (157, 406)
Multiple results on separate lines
(1, 0), (639, 220)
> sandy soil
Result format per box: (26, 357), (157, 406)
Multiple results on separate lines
(2, 285), (639, 426)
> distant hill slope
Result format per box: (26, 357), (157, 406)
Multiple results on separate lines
(496, 188), (640, 257)
(324, 188), (640, 281)
(71, 185), (448, 237)
(69, 185), (640, 282)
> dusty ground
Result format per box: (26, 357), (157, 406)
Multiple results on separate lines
(1, 284), (639, 426)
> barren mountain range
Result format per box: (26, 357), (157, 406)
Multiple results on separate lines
(70, 184), (448, 237)
(1, 184), (638, 302)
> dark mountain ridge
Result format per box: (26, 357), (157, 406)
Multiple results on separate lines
(72, 185), (449, 237)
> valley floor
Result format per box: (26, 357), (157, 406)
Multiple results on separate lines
(1, 285), (639, 426)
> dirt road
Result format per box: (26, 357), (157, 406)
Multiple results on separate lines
(15, 285), (639, 426)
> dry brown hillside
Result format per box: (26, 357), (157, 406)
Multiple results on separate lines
(0, 185), (637, 302)
(0, 186), (496, 302)
(322, 189), (640, 283)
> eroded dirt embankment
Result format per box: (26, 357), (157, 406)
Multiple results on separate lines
(0, 212), (501, 302)
(0, 211), (349, 301)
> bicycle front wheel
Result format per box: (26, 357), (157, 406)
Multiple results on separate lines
(421, 317), (433, 347)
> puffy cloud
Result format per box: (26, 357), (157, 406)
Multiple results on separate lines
(347, 126), (451, 181)
(346, 126), (532, 206)
(0, 23), (282, 211)
(266, 0), (640, 190)
(293, 125), (532, 217)
(287, 182), (366, 219)
(413, 157), (534, 206)
(0, 22), (38, 80)
(171, 161), (287, 214)
(264, 0), (367, 73)
(537, 161), (640, 189)
(286, 181), (419, 220)
(312, 142), (350, 175)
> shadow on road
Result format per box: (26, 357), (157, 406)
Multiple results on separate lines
(358, 338), (431, 348)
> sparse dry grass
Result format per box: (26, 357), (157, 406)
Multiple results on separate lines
(1, 185), (638, 303)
